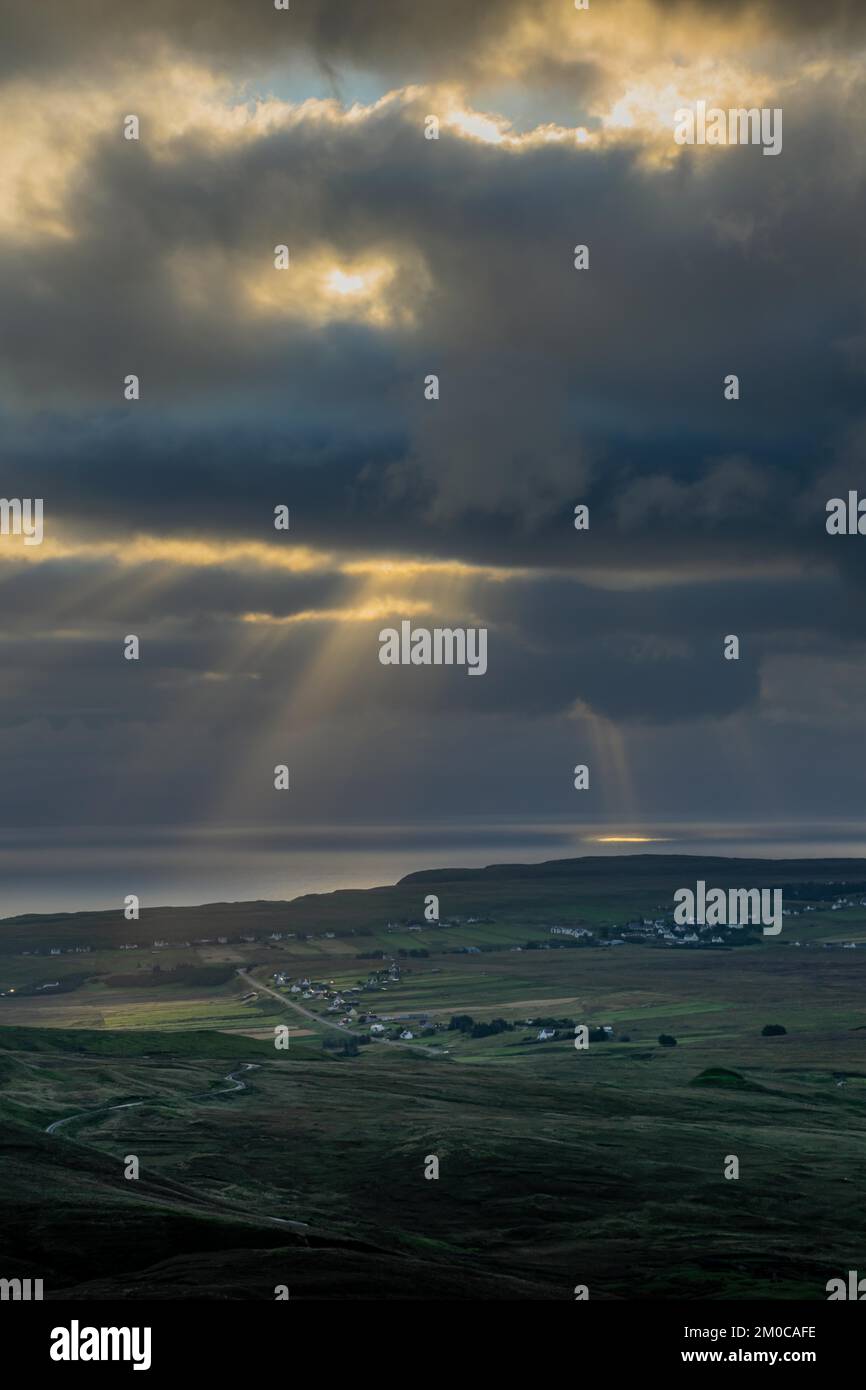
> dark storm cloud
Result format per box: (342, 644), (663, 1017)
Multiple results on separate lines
(0, 0), (527, 82)
(2, 0), (866, 864)
(0, 551), (851, 737)
(650, 0), (866, 37)
(0, 620), (564, 729)
(0, 559), (352, 632)
(1, 0), (862, 87)
(1, 72), (864, 573)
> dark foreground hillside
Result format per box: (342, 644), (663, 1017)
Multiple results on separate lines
(1, 1021), (863, 1299)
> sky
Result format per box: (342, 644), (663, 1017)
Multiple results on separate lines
(1, 0), (865, 913)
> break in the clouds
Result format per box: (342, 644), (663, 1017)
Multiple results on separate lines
(1, 0), (865, 905)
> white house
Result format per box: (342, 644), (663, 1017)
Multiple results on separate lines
(537, 1027), (556, 1041)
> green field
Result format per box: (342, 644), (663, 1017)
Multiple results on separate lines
(2, 855), (865, 1299)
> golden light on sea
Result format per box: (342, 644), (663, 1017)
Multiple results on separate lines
(588, 835), (672, 844)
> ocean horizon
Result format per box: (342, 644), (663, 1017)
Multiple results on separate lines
(5, 819), (866, 918)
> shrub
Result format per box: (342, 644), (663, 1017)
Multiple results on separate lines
(448, 1014), (475, 1033)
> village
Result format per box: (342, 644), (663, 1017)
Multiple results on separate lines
(8, 888), (866, 964)
(268, 961), (446, 1042)
(4, 884), (866, 1006)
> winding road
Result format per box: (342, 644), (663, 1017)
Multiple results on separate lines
(43, 969), (445, 1142)
(43, 1059), (311, 1233)
(44, 969), (446, 1141)
(45, 1062), (258, 1135)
